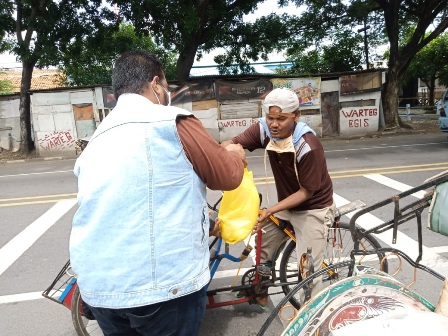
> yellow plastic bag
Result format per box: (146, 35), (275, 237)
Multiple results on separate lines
(218, 168), (260, 244)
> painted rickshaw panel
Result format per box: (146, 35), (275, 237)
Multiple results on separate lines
(282, 266), (434, 336)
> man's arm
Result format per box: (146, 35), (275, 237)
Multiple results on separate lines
(221, 122), (264, 150)
(255, 187), (314, 231)
(177, 116), (244, 191)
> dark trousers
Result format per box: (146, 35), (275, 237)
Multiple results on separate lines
(87, 286), (207, 336)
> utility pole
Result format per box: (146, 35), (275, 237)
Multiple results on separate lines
(357, 20), (370, 69)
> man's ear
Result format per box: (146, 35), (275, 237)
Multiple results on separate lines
(294, 112), (300, 122)
(150, 76), (160, 93)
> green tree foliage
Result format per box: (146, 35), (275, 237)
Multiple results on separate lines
(0, 2), (14, 53)
(2, 0), (117, 153)
(0, 74), (14, 94)
(58, 23), (177, 86)
(111, 0), (292, 81)
(406, 32), (448, 106)
(282, 32), (364, 75)
(283, 0), (448, 129)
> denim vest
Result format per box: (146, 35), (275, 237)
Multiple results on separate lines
(70, 94), (209, 308)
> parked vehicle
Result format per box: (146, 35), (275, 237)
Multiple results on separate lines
(436, 88), (448, 117)
(438, 89), (448, 132)
(440, 116), (448, 132)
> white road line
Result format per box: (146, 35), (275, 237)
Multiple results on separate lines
(213, 267), (252, 279)
(433, 246), (448, 254)
(0, 199), (77, 276)
(0, 291), (44, 304)
(2, 173), (447, 308)
(364, 174), (427, 198)
(1, 244), (445, 306)
(0, 170), (73, 178)
(245, 142), (448, 158)
(324, 142), (448, 153)
(333, 193), (448, 277)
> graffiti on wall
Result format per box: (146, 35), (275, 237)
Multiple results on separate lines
(339, 106), (379, 136)
(340, 106), (378, 128)
(218, 118), (258, 129)
(38, 130), (75, 151)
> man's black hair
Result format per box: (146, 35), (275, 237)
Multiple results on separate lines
(112, 51), (165, 99)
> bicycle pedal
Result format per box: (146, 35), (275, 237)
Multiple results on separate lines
(257, 265), (272, 277)
(234, 290), (246, 299)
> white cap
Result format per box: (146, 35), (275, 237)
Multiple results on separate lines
(263, 88), (300, 113)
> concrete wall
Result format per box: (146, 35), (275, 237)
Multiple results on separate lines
(30, 88), (101, 156)
(0, 70), (385, 156)
(173, 75), (383, 141)
(339, 89), (381, 137)
(0, 95), (20, 151)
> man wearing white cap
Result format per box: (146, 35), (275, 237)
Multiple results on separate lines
(222, 87), (335, 308)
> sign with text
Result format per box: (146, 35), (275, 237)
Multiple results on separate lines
(340, 72), (382, 95)
(37, 130), (76, 151)
(218, 118), (258, 129)
(215, 79), (272, 100)
(171, 79), (215, 104)
(218, 118), (259, 143)
(339, 106), (379, 136)
(271, 77), (321, 110)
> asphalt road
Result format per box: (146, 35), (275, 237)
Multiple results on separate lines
(1, 131), (447, 336)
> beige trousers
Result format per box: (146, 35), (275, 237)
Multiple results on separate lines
(258, 202), (336, 298)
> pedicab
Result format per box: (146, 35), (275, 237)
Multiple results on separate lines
(258, 171), (448, 336)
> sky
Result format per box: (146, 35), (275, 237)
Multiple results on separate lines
(192, 0), (298, 67)
(0, 0), (297, 70)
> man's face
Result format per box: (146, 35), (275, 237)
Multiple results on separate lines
(266, 106), (297, 138)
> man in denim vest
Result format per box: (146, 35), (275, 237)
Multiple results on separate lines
(70, 51), (246, 335)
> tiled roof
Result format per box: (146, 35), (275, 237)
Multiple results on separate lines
(0, 69), (62, 93)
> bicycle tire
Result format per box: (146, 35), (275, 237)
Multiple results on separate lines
(71, 285), (103, 336)
(279, 222), (388, 310)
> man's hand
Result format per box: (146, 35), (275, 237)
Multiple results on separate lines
(253, 209), (270, 233)
(209, 218), (221, 237)
(224, 143), (247, 167)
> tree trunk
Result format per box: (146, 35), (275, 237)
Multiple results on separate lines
(18, 61), (35, 153)
(382, 69), (402, 128)
(428, 77), (436, 107)
(175, 40), (200, 82)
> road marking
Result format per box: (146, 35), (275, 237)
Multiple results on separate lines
(433, 246), (448, 254)
(213, 268), (252, 279)
(364, 174), (427, 198)
(0, 170), (73, 178)
(0, 291), (44, 304)
(0, 199), (77, 276)
(329, 162), (448, 174)
(324, 141), (448, 153)
(246, 142), (448, 159)
(2, 245), (446, 305)
(253, 165), (448, 185)
(0, 198), (76, 207)
(333, 193), (448, 277)
(1, 163), (445, 206)
(0, 193), (77, 202)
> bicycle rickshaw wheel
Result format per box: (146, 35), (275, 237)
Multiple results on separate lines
(279, 222), (388, 310)
(71, 285), (103, 336)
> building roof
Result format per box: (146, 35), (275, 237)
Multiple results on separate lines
(0, 69), (62, 93)
(189, 61), (292, 77)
